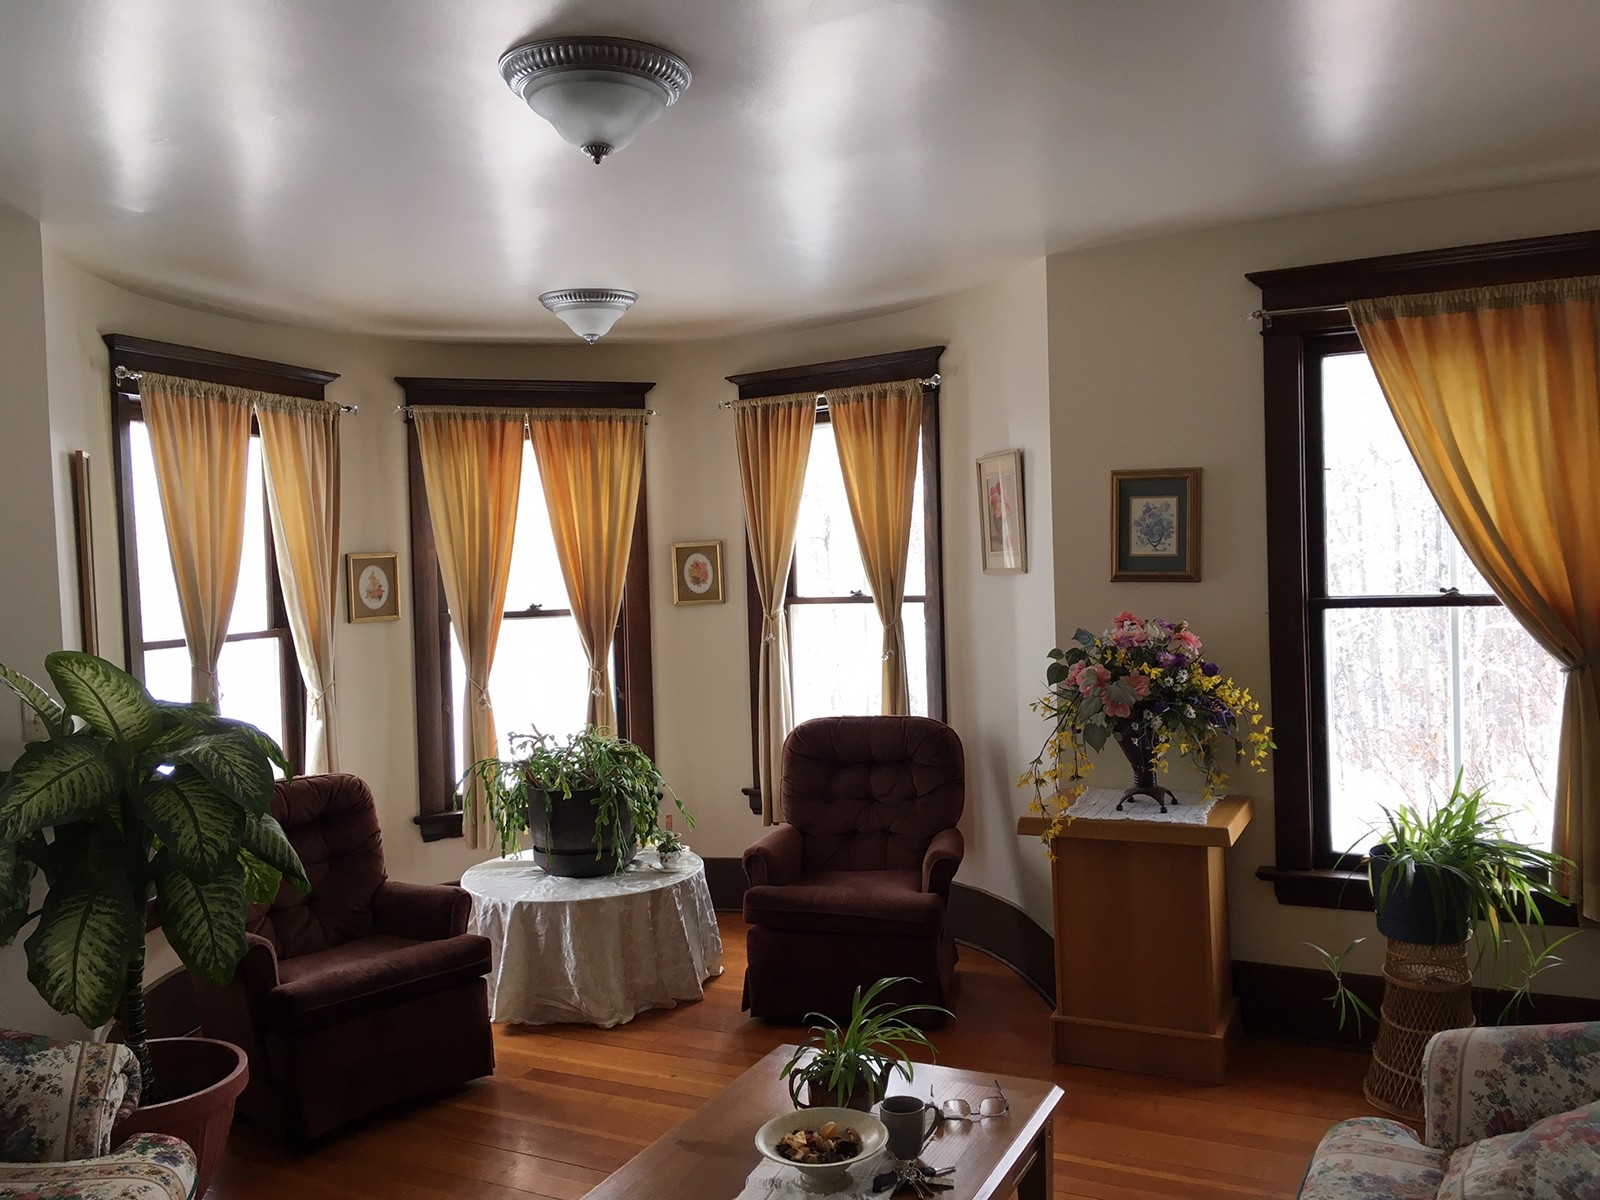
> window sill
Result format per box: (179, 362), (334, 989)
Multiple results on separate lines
(1256, 865), (1374, 910)
(414, 810), (463, 842)
(741, 786), (761, 815)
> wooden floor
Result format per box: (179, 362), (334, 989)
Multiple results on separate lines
(213, 914), (1381, 1200)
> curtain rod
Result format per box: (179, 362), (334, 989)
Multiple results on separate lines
(112, 366), (358, 413)
(1245, 303), (1350, 329)
(718, 373), (942, 409)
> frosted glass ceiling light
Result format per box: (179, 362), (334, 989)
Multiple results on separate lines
(539, 289), (638, 342)
(499, 37), (691, 164)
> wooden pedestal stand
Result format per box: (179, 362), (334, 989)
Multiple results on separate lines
(1363, 938), (1474, 1119)
(1017, 795), (1252, 1083)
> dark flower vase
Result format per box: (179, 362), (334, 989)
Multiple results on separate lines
(1114, 729), (1178, 813)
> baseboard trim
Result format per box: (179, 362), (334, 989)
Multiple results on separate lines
(699, 857), (1057, 1006)
(1233, 959), (1600, 1047)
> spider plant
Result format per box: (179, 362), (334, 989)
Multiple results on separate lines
(779, 977), (949, 1109)
(1305, 939), (1379, 1036)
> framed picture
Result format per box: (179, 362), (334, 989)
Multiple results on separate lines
(346, 552), (401, 622)
(70, 450), (98, 655)
(1110, 468), (1202, 582)
(671, 540), (725, 605)
(976, 450), (1027, 574)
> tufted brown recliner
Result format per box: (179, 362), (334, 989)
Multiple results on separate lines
(192, 774), (494, 1143)
(741, 716), (965, 1020)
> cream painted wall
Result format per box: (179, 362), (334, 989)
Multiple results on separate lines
(1045, 171), (1600, 997)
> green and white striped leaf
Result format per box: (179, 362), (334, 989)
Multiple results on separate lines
(167, 731), (275, 813)
(240, 812), (309, 892)
(0, 736), (117, 838)
(155, 704), (288, 774)
(0, 838), (38, 945)
(239, 849), (284, 904)
(0, 663), (70, 738)
(153, 853), (247, 984)
(44, 653), (160, 748)
(135, 770), (245, 878)
(23, 874), (141, 1027)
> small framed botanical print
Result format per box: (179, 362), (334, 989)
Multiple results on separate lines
(671, 540), (725, 605)
(1111, 469), (1201, 582)
(346, 552), (401, 622)
(977, 449), (1028, 574)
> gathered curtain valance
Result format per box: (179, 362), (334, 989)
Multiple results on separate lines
(137, 371), (341, 419)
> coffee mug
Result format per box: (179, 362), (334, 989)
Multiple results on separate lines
(878, 1094), (937, 1160)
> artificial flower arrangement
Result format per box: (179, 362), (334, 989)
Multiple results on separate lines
(1021, 611), (1272, 843)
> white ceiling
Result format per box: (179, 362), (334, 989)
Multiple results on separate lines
(3, 0), (1600, 340)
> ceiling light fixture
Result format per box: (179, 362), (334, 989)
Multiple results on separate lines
(539, 289), (638, 343)
(499, 36), (691, 164)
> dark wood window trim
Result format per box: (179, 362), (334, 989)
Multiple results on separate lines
(1248, 231), (1600, 911)
(104, 335), (337, 776)
(400, 377), (657, 842)
(727, 347), (946, 814)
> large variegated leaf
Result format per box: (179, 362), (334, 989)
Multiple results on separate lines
(0, 736), (116, 838)
(239, 850), (283, 904)
(240, 812), (308, 892)
(44, 653), (160, 748)
(166, 731), (275, 813)
(0, 837), (38, 945)
(0, 663), (70, 738)
(153, 853), (247, 984)
(135, 770), (244, 878)
(157, 702), (290, 777)
(23, 873), (141, 1027)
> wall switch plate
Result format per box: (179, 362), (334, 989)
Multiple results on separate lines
(20, 699), (48, 743)
(663, 814), (673, 830)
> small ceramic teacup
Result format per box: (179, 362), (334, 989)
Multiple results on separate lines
(878, 1094), (937, 1161)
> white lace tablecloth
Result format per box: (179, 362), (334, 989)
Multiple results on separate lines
(461, 849), (724, 1028)
(1066, 786), (1218, 824)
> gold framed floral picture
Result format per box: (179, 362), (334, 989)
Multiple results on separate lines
(1110, 468), (1201, 582)
(670, 540), (725, 605)
(346, 551), (401, 622)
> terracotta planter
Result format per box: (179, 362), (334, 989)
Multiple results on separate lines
(528, 786), (637, 878)
(796, 1063), (891, 1112)
(112, 1036), (248, 1197)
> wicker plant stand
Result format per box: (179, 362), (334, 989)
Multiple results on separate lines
(1363, 938), (1475, 1118)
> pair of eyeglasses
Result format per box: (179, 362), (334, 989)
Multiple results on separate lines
(931, 1080), (1010, 1123)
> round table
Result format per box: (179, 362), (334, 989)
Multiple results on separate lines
(461, 848), (725, 1028)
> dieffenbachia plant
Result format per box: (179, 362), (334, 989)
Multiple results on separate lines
(0, 652), (308, 1096)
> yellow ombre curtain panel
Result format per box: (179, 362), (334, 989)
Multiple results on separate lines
(139, 372), (252, 706)
(829, 380), (924, 715)
(734, 393), (816, 823)
(414, 407), (525, 849)
(526, 409), (646, 732)
(1351, 277), (1600, 921)
(257, 400), (342, 773)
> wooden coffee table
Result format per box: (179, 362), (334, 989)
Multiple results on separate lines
(582, 1045), (1063, 1199)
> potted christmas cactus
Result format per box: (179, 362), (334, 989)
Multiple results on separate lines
(0, 652), (307, 1192)
(1022, 611), (1272, 841)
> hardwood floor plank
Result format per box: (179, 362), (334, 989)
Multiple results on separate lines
(211, 913), (1374, 1199)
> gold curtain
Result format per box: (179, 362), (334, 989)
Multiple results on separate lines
(828, 380), (924, 715)
(526, 409), (646, 731)
(734, 393), (816, 823)
(138, 373), (252, 707)
(414, 408), (525, 849)
(257, 399), (342, 773)
(1351, 277), (1600, 921)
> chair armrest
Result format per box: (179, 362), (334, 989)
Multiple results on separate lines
(1424, 1022), (1600, 1150)
(921, 828), (964, 902)
(371, 880), (473, 940)
(0, 1032), (140, 1160)
(743, 824), (805, 887)
(237, 932), (281, 992)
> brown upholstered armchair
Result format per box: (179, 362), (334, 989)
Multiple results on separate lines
(193, 774), (494, 1142)
(741, 716), (965, 1020)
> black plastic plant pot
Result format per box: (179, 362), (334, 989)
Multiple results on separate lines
(1368, 844), (1473, 945)
(528, 787), (637, 877)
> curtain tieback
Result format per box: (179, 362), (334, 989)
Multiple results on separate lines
(468, 678), (492, 709)
(760, 608), (783, 645)
(308, 679), (336, 715)
(588, 665), (606, 698)
(1564, 653), (1597, 673)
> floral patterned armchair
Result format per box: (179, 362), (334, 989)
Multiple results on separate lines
(0, 1030), (198, 1200)
(1300, 1022), (1600, 1199)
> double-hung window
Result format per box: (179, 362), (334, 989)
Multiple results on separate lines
(1248, 234), (1600, 905)
(108, 335), (324, 773)
(403, 379), (655, 840)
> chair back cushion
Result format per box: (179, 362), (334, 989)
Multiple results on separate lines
(780, 716), (964, 873)
(251, 774), (387, 959)
(0, 1030), (139, 1163)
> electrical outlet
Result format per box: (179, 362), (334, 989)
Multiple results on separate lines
(20, 699), (48, 743)
(663, 814), (673, 831)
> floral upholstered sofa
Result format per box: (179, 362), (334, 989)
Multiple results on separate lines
(0, 1029), (198, 1200)
(1300, 1022), (1600, 1199)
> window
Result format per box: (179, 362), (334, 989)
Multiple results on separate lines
(403, 379), (655, 840)
(108, 336), (327, 774)
(730, 348), (946, 809)
(1248, 232), (1600, 906)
